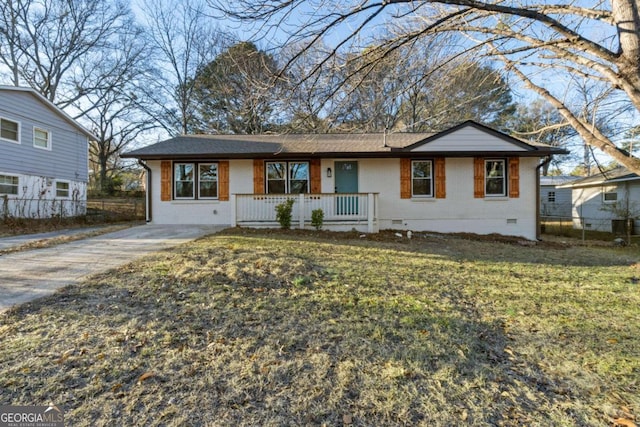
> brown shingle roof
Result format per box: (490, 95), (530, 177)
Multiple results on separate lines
(122, 121), (567, 160)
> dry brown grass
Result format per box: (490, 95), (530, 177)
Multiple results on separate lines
(0, 228), (639, 426)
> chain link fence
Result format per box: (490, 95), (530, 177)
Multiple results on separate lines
(1, 196), (145, 222)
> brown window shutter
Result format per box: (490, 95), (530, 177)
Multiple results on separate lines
(474, 157), (485, 198)
(218, 161), (229, 201)
(435, 158), (446, 199)
(400, 158), (411, 199)
(253, 160), (265, 194)
(509, 157), (520, 198)
(310, 159), (321, 193)
(160, 160), (172, 201)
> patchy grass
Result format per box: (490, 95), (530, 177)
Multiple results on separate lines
(0, 229), (639, 426)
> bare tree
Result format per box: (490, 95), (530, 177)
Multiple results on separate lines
(210, 0), (640, 173)
(139, 0), (229, 135)
(80, 33), (157, 194)
(0, 0), (135, 111)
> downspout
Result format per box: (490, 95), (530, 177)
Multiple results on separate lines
(138, 160), (152, 223)
(536, 156), (552, 240)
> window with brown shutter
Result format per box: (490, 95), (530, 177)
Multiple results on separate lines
(435, 158), (446, 199)
(218, 161), (229, 201)
(400, 158), (411, 199)
(160, 160), (172, 201)
(509, 157), (519, 198)
(253, 160), (265, 194)
(473, 157), (485, 198)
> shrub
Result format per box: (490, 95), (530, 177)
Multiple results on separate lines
(275, 199), (295, 229)
(311, 208), (324, 230)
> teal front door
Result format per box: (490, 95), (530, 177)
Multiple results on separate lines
(335, 161), (358, 215)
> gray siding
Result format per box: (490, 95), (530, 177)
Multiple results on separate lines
(540, 186), (572, 217)
(0, 91), (88, 182)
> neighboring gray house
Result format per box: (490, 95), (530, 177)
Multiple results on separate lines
(0, 86), (95, 218)
(540, 175), (577, 218)
(561, 167), (640, 234)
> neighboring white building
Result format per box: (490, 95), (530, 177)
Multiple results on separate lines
(562, 167), (640, 234)
(0, 86), (95, 219)
(122, 121), (566, 240)
(540, 175), (578, 218)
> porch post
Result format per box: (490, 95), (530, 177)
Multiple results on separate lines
(230, 194), (237, 227)
(299, 193), (305, 229)
(367, 193), (375, 233)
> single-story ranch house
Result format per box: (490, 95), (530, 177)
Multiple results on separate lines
(122, 121), (566, 240)
(561, 166), (640, 234)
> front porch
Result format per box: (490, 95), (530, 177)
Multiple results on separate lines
(230, 193), (379, 233)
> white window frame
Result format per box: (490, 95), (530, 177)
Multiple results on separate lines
(603, 187), (618, 204)
(55, 180), (70, 198)
(198, 163), (219, 199)
(33, 127), (51, 150)
(485, 159), (507, 197)
(0, 117), (20, 144)
(411, 160), (433, 198)
(0, 174), (19, 195)
(265, 161), (310, 194)
(174, 163), (195, 199)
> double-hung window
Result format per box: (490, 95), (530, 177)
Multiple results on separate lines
(34, 128), (51, 149)
(198, 163), (218, 199)
(174, 162), (219, 199)
(56, 181), (70, 198)
(485, 159), (506, 196)
(411, 160), (433, 197)
(1, 118), (19, 143)
(266, 161), (309, 193)
(0, 174), (19, 195)
(174, 163), (195, 199)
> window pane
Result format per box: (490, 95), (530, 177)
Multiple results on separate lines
(412, 161), (432, 196)
(486, 178), (504, 195)
(267, 180), (286, 194)
(200, 181), (218, 198)
(176, 181), (194, 198)
(267, 162), (286, 180)
(0, 175), (18, 194)
(1, 119), (18, 141)
(485, 160), (505, 196)
(289, 162), (309, 180)
(289, 162), (309, 193)
(175, 163), (194, 198)
(175, 164), (193, 181)
(604, 192), (617, 202)
(267, 162), (286, 193)
(412, 161), (431, 178)
(199, 164), (218, 198)
(290, 180), (308, 194)
(547, 191), (556, 202)
(412, 178), (432, 196)
(56, 182), (69, 197)
(34, 128), (49, 148)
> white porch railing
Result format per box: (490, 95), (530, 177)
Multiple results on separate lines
(231, 193), (379, 233)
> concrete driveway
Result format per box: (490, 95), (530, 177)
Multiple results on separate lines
(0, 224), (224, 314)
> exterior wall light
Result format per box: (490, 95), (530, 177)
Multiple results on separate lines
(327, 167), (332, 178)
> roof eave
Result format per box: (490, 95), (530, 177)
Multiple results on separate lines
(121, 149), (566, 160)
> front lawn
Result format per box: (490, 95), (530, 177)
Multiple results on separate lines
(1, 229), (638, 426)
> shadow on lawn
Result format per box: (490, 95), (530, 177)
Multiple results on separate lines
(220, 227), (639, 268)
(0, 243), (592, 426)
